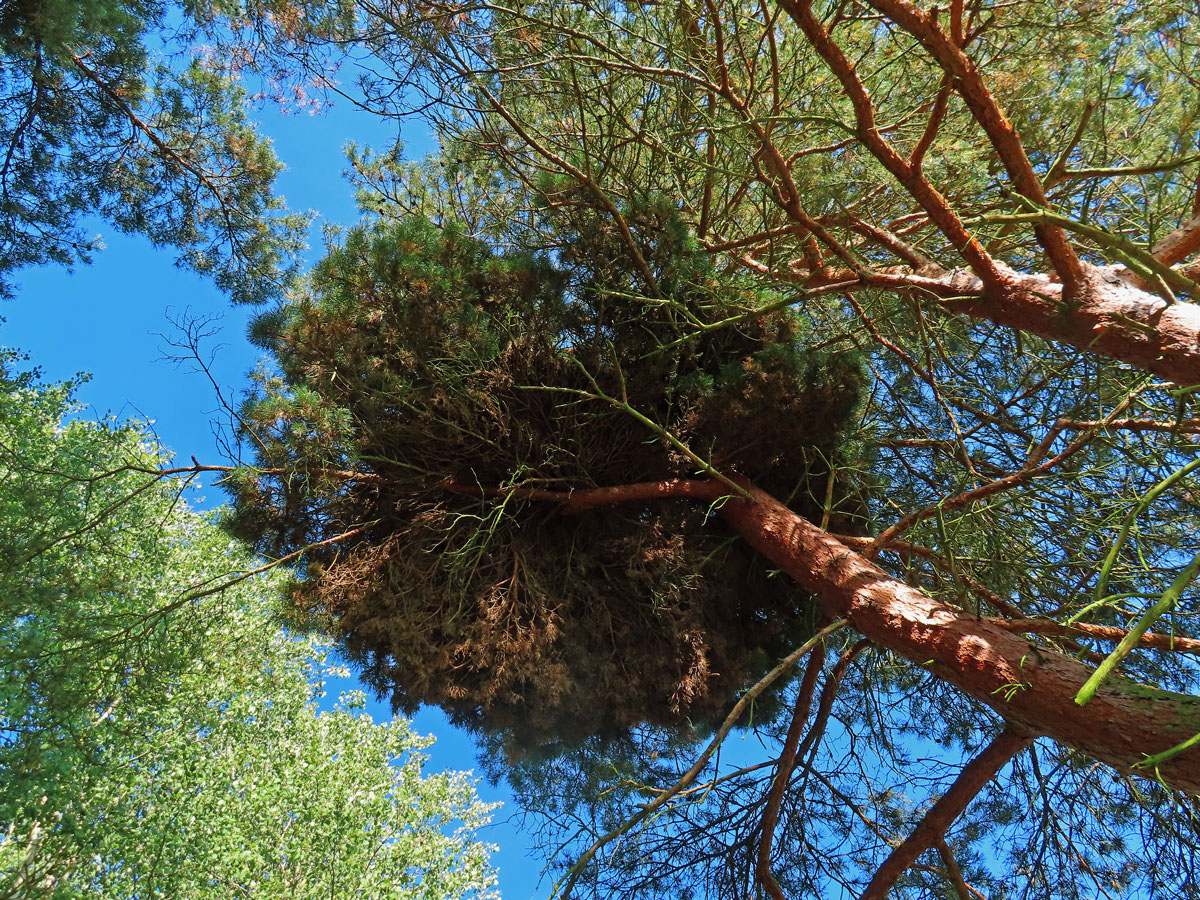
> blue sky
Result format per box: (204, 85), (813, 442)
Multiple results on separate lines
(2, 95), (550, 900)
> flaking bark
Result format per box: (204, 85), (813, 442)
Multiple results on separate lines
(523, 477), (1200, 793)
(716, 480), (1200, 794)
(819, 263), (1200, 386)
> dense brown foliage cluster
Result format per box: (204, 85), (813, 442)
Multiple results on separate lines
(229, 211), (865, 751)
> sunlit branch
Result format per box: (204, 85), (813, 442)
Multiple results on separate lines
(775, 0), (1004, 290)
(857, 0), (1084, 290)
(1153, 213), (1200, 269)
(992, 618), (1200, 655)
(909, 77), (952, 170)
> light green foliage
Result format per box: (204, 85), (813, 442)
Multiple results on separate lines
(0, 356), (497, 899)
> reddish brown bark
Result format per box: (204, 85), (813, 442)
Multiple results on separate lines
(852, 0), (1085, 288)
(990, 619), (1200, 654)
(1153, 214), (1200, 267)
(775, 0), (1004, 291)
(717, 480), (1200, 794)
(461, 477), (1200, 793)
(940, 264), (1200, 387)
(761, 1), (1200, 384)
(757, 644), (827, 900)
(806, 264), (1200, 386)
(860, 729), (1033, 900)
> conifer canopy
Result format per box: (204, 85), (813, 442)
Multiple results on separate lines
(230, 210), (866, 753)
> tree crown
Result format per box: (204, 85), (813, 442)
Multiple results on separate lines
(230, 209), (867, 753)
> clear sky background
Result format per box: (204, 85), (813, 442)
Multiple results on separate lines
(2, 94), (551, 900)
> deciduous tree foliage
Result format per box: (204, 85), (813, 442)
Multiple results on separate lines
(199, 0), (1200, 896)
(0, 357), (497, 899)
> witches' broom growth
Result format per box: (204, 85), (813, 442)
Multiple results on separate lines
(228, 208), (868, 755)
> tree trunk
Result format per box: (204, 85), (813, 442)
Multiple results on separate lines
(715, 480), (1200, 794)
(452, 476), (1200, 792)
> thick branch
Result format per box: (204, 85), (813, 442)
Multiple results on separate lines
(838, 533), (1200, 653)
(1153, 214), (1200, 267)
(757, 643), (827, 900)
(857, 0), (1085, 289)
(860, 729), (1033, 900)
(442, 477), (723, 511)
(446, 477), (1200, 792)
(717, 480), (1200, 793)
(785, 263), (1200, 386)
(939, 264), (1200, 385)
(775, 0), (1003, 290)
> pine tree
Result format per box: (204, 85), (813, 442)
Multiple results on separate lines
(230, 210), (867, 754)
